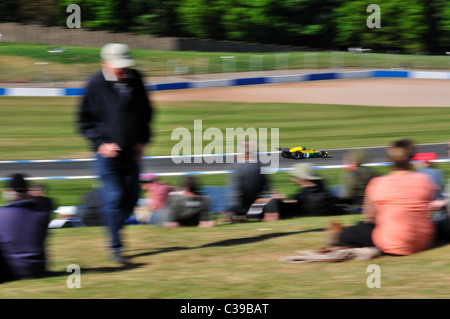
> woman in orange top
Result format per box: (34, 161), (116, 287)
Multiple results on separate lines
(333, 139), (438, 255)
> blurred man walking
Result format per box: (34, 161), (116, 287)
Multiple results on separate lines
(78, 43), (153, 263)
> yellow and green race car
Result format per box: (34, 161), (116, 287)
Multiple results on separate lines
(277, 146), (332, 159)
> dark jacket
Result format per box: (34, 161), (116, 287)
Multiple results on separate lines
(78, 69), (152, 153)
(294, 179), (345, 217)
(167, 194), (210, 226)
(0, 198), (51, 282)
(230, 161), (270, 215)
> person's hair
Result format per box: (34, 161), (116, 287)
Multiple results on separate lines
(8, 173), (28, 194)
(183, 176), (200, 195)
(386, 139), (416, 170)
(5, 173), (29, 201)
(391, 139), (416, 159)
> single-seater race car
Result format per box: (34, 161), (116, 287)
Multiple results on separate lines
(277, 146), (332, 159)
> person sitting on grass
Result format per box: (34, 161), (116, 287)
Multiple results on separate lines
(412, 152), (445, 199)
(136, 173), (173, 225)
(328, 139), (442, 256)
(0, 174), (51, 283)
(263, 163), (346, 221)
(163, 176), (214, 228)
(334, 149), (379, 213)
(229, 139), (271, 222)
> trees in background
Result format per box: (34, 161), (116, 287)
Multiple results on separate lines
(4, 0), (450, 54)
(334, 0), (428, 53)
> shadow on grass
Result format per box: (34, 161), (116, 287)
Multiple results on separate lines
(42, 261), (148, 279)
(130, 228), (324, 259)
(2, 228), (324, 283)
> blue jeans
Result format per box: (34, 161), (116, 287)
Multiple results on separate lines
(95, 152), (140, 252)
(149, 209), (168, 226)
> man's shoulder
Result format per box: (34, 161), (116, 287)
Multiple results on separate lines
(85, 70), (105, 88)
(1, 198), (50, 213)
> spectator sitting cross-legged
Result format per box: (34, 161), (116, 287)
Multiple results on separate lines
(334, 149), (379, 213)
(0, 174), (51, 283)
(229, 139), (271, 221)
(163, 176), (214, 228)
(263, 163), (346, 221)
(136, 173), (173, 225)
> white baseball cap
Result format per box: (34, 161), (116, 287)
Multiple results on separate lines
(100, 43), (135, 69)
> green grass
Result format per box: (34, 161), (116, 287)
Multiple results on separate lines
(1, 212), (450, 299)
(1, 43), (450, 82)
(0, 97), (449, 161)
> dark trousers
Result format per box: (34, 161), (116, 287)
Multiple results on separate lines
(0, 251), (14, 283)
(337, 221), (376, 248)
(264, 199), (301, 219)
(95, 153), (140, 251)
(435, 211), (450, 241)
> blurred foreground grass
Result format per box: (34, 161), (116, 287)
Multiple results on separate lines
(1, 212), (450, 298)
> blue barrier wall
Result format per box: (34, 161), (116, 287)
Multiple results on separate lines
(1, 70), (449, 97)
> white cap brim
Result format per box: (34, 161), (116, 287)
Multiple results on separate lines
(108, 58), (135, 69)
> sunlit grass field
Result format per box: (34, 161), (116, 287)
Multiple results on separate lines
(0, 96), (449, 161)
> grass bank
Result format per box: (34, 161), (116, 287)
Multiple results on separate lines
(1, 213), (450, 299)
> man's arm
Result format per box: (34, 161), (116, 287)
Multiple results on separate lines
(136, 70), (153, 146)
(134, 70), (152, 162)
(77, 82), (106, 151)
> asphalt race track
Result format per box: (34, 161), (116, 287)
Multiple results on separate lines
(0, 143), (448, 180)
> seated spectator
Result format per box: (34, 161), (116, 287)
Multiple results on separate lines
(163, 176), (214, 228)
(263, 163), (346, 220)
(0, 174), (51, 283)
(200, 185), (233, 214)
(136, 173), (173, 225)
(329, 139), (438, 256)
(79, 187), (104, 226)
(229, 139), (271, 221)
(412, 152), (444, 199)
(412, 152), (448, 225)
(28, 182), (55, 213)
(432, 142), (450, 240)
(335, 149), (379, 213)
